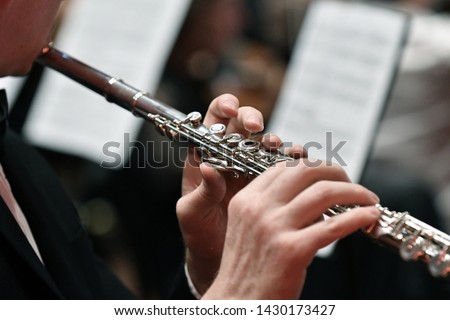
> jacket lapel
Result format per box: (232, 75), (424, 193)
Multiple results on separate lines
(0, 134), (66, 297)
(0, 194), (63, 297)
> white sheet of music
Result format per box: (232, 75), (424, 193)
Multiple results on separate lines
(0, 77), (25, 106)
(269, 0), (408, 183)
(23, 0), (191, 164)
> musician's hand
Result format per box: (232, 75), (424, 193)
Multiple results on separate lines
(177, 93), (304, 295)
(203, 160), (380, 299)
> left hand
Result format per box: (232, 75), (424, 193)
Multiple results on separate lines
(176, 93), (302, 294)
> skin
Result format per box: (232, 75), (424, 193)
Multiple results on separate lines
(0, 0), (63, 77)
(0, 0), (381, 299)
(178, 94), (380, 299)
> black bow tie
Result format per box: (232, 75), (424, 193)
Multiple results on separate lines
(0, 89), (9, 138)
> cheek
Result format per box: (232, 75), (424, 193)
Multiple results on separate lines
(1, 1), (61, 75)
(26, 6), (59, 47)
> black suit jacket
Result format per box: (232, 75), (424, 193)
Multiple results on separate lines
(0, 129), (136, 299)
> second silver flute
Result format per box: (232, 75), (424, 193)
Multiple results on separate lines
(36, 45), (450, 278)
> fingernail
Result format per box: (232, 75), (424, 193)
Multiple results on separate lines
(249, 116), (264, 129)
(369, 206), (381, 216)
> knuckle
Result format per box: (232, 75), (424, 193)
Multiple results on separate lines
(267, 234), (296, 259)
(241, 105), (261, 115)
(294, 162), (317, 180)
(219, 93), (239, 106)
(329, 163), (350, 181)
(229, 195), (262, 221)
(289, 144), (306, 159)
(273, 234), (296, 253)
(270, 234), (313, 264)
(310, 181), (335, 203)
(220, 92), (238, 101)
(323, 216), (342, 238)
(325, 161), (342, 172)
(352, 184), (370, 199)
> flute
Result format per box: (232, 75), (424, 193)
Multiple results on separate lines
(36, 45), (450, 278)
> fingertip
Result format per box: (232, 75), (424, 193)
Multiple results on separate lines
(199, 163), (227, 204)
(178, 164), (226, 218)
(268, 132), (283, 143)
(244, 118), (264, 133)
(360, 206), (381, 233)
(199, 162), (217, 179)
(199, 163), (224, 186)
(240, 107), (264, 132)
(350, 206), (381, 226)
(368, 205), (381, 217)
(283, 144), (307, 159)
(220, 94), (239, 116)
(261, 133), (283, 149)
(369, 191), (380, 204)
(204, 94), (239, 126)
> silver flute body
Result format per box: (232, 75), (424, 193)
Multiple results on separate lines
(36, 45), (450, 278)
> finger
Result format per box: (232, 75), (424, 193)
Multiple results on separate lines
(257, 134), (306, 159)
(254, 159), (351, 204)
(285, 181), (380, 228)
(260, 132), (283, 150)
(240, 155), (347, 187)
(297, 206), (380, 252)
(177, 163), (227, 220)
(226, 106), (264, 136)
(282, 144), (307, 159)
(203, 94), (240, 127)
(183, 148), (201, 169)
(243, 160), (349, 209)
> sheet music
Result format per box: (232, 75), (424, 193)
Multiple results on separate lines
(269, 0), (408, 183)
(23, 0), (191, 164)
(0, 77), (25, 106)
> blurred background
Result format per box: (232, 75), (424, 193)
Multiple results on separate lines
(4, 0), (450, 298)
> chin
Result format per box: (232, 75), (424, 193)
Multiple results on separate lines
(9, 67), (33, 77)
(2, 59), (34, 77)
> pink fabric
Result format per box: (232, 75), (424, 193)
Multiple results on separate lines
(0, 164), (43, 263)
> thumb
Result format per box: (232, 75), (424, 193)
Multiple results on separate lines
(177, 163), (227, 218)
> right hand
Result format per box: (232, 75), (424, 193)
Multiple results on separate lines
(203, 159), (380, 299)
